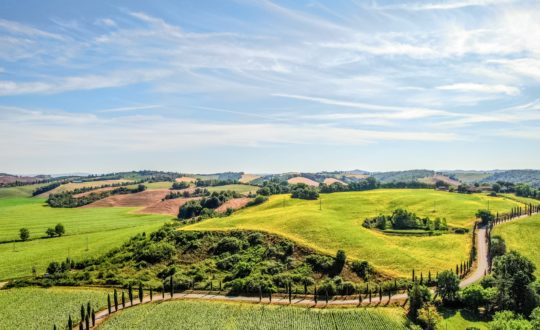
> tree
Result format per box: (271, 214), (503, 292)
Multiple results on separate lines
(490, 235), (507, 259)
(492, 183), (501, 193)
(408, 283), (431, 321)
(476, 209), (495, 226)
(437, 270), (460, 303)
(417, 304), (442, 330)
(54, 223), (65, 236)
(19, 228), (29, 241)
(107, 294), (111, 314)
(46, 227), (56, 238)
(460, 284), (488, 312)
(492, 251), (537, 315)
(332, 250), (346, 276)
(113, 289), (118, 311)
(489, 310), (532, 330)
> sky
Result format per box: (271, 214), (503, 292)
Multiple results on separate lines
(1, 0), (540, 174)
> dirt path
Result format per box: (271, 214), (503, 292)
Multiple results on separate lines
(460, 226), (487, 288)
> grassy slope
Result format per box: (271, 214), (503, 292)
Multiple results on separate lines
(0, 184), (48, 198)
(184, 190), (522, 277)
(207, 184), (258, 194)
(493, 213), (540, 276)
(98, 300), (407, 330)
(0, 287), (111, 329)
(0, 198), (171, 279)
(439, 308), (488, 330)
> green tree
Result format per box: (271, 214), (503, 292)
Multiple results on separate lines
(408, 283), (431, 321)
(332, 250), (346, 276)
(54, 223), (65, 236)
(492, 251), (537, 315)
(492, 183), (501, 193)
(437, 270), (460, 303)
(417, 304), (442, 330)
(476, 209), (495, 225)
(490, 235), (507, 259)
(460, 284), (487, 312)
(489, 310), (532, 330)
(45, 227), (56, 238)
(19, 228), (29, 241)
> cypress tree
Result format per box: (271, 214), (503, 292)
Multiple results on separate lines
(79, 321), (83, 330)
(269, 290), (272, 303)
(170, 276), (174, 297)
(113, 289), (118, 311)
(455, 265), (459, 275)
(91, 309), (95, 327)
(288, 282), (292, 303)
(369, 290), (372, 303)
(138, 284), (143, 304)
(122, 291), (125, 308)
(379, 286), (382, 301)
(259, 286), (262, 302)
(150, 288), (153, 301)
(420, 272), (423, 284)
(68, 315), (72, 329)
(412, 269), (415, 282)
(86, 302), (91, 322)
(162, 284), (165, 299)
(314, 285), (317, 304)
(80, 305), (85, 325)
(85, 313), (89, 330)
(53, 322), (57, 330)
(428, 271), (432, 285)
(128, 284), (133, 305)
(107, 294), (111, 314)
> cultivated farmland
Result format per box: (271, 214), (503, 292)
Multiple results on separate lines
(184, 189), (524, 277)
(0, 287), (111, 330)
(97, 300), (408, 330)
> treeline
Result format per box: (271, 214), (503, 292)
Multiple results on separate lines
(195, 179), (238, 187)
(178, 191), (241, 219)
(320, 177), (433, 194)
(163, 188), (210, 201)
(290, 184), (319, 200)
(32, 182), (62, 196)
(363, 209), (448, 231)
(171, 182), (190, 190)
(47, 184), (146, 208)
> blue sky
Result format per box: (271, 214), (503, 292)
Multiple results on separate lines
(1, 0), (540, 174)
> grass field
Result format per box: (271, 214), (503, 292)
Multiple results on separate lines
(37, 179), (133, 197)
(438, 308), (488, 330)
(0, 198), (171, 279)
(98, 300), (407, 330)
(184, 189), (523, 277)
(144, 181), (175, 189)
(493, 213), (540, 276)
(207, 184), (258, 194)
(0, 184), (48, 198)
(0, 286), (111, 329)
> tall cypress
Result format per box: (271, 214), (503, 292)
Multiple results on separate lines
(122, 291), (125, 308)
(91, 309), (95, 327)
(85, 313), (89, 330)
(113, 289), (118, 311)
(138, 284), (143, 304)
(107, 294), (111, 314)
(128, 284), (133, 305)
(68, 315), (72, 330)
(80, 305), (85, 325)
(150, 288), (153, 301)
(86, 302), (91, 322)
(170, 276), (174, 297)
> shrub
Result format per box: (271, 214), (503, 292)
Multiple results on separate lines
(135, 242), (176, 263)
(306, 254), (334, 273)
(214, 237), (244, 254)
(317, 280), (337, 296)
(351, 260), (372, 280)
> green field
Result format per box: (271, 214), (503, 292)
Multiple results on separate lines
(207, 184), (258, 194)
(0, 184), (48, 198)
(439, 308), (488, 330)
(0, 287), (111, 329)
(98, 300), (407, 330)
(144, 181), (175, 189)
(0, 198), (171, 279)
(184, 189), (523, 277)
(493, 213), (540, 276)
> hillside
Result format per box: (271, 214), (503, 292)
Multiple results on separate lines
(371, 170), (435, 183)
(183, 189), (523, 277)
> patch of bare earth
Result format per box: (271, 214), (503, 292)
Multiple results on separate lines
(175, 177), (196, 183)
(287, 177), (320, 187)
(215, 197), (252, 213)
(323, 178), (347, 185)
(39, 179), (132, 197)
(73, 186), (116, 198)
(138, 197), (200, 216)
(82, 189), (170, 208)
(419, 175), (460, 186)
(343, 173), (369, 180)
(239, 174), (260, 183)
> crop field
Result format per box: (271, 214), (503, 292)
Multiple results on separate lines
(0, 197), (171, 279)
(206, 184), (259, 194)
(0, 286), (111, 329)
(184, 189), (523, 277)
(98, 300), (407, 330)
(493, 213), (540, 276)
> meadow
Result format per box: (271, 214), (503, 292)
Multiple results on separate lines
(493, 213), (540, 276)
(185, 189), (523, 277)
(0, 197), (171, 279)
(0, 286), (111, 329)
(97, 300), (408, 330)
(207, 184), (259, 194)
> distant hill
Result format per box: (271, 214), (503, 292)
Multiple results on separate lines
(478, 170), (540, 188)
(371, 170), (435, 183)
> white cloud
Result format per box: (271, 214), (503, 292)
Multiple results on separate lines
(0, 18), (65, 40)
(95, 18), (117, 27)
(97, 105), (163, 113)
(380, 0), (519, 11)
(436, 83), (520, 96)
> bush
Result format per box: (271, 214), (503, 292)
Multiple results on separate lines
(246, 195), (268, 207)
(178, 200), (203, 219)
(351, 260), (372, 280)
(306, 254), (334, 273)
(214, 237), (244, 254)
(317, 280), (336, 296)
(135, 242), (176, 263)
(291, 184), (319, 200)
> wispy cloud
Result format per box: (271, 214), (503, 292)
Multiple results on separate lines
(97, 104), (162, 113)
(378, 0), (519, 11)
(0, 18), (65, 40)
(436, 83), (520, 96)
